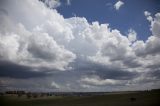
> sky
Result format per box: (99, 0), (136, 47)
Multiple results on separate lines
(0, 0), (160, 92)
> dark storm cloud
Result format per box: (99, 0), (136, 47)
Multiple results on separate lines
(95, 69), (138, 80)
(0, 60), (50, 78)
(27, 45), (56, 61)
(147, 70), (160, 79)
(0, 8), (8, 15)
(138, 45), (160, 57)
(0, 56), (139, 81)
(146, 64), (160, 70)
(122, 59), (142, 68)
(71, 57), (139, 80)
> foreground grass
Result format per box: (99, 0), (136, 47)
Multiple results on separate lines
(0, 91), (160, 106)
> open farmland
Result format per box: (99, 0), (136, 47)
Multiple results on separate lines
(0, 90), (160, 106)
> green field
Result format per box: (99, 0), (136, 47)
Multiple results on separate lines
(0, 91), (160, 106)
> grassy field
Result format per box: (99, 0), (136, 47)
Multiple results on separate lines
(0, 90), (160, 106)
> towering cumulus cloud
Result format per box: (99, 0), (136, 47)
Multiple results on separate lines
(0, 0), (160, 91)
(0, 0), (76, 70)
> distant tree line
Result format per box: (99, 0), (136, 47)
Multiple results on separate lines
(4, 90), (53, 98)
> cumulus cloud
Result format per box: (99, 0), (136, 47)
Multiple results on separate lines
(134, 13), (160, 57)
(87, 28), (136, 71)
(144, 11), (160, 37)
(114, 1), (124, 10)
(0, 0), (75, 71)
(86, 12), (160, 74)
(144, 11), (153, 22)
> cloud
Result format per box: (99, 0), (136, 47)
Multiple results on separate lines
(0, 0), (76, 71)
(144, 11), (151, 16)
(134, 13), (160, 57)
(144, 11), (160, 37)
(87, 28), (136, 70)
(0, 60), (50, 78)
(114, 1), (124, 10)
(144, 11), (153, 22)
(86, 12), (160, 75)
(71, 57), (138, 80)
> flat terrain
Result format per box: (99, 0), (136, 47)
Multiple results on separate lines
(0, 90), (160, 106)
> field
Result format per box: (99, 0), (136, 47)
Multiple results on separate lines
(0, 90), (160, 106)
